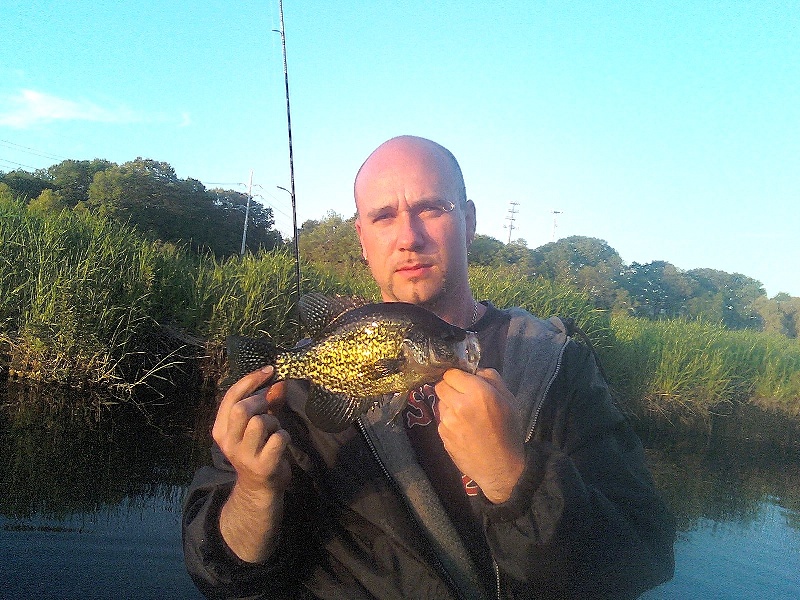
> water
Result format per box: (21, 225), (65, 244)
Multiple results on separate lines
(1, 382), (798, 599)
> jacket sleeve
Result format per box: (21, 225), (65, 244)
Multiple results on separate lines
(480, 341), (675, 599)
(182, 443), (320, 600)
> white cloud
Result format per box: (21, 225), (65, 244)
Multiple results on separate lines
(0, 89), (141, 128)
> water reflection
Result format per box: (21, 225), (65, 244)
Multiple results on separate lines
(0, 381), (215, 600)
(0, 382), (215, 518)
(1, 381), (799, 600)
(639, 429), (800, 599)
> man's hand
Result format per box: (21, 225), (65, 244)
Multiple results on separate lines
(213, 366), (292, 563)
(435, 368), (525, 504)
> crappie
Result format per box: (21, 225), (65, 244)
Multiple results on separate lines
(227, 293), (481, 432)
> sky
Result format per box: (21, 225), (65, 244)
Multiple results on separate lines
(1, 1), (798, 297)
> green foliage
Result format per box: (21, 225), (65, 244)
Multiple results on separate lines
(1, 161), (799, 425)
(0, 169), (51, 200)
(298, 211), (364, 272)
(27, 189), (66, 215)
(0, 202), (163, 388)
(468, 265), (611, 347)
(604, 315), (800, 424)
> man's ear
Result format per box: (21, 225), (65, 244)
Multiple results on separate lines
(354, 217), (368, 261)
(465, 199), (477, 247)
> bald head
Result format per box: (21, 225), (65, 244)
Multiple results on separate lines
(354, 136), (467, 211)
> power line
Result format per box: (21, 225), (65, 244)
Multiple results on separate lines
(0, 139), (67, 162)
(0, 156), (39, 171)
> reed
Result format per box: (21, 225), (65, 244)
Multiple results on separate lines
(468, 265), (611, 347)
(1, 201), (798, 427)
(604, 315), (800, 423)
(0, 203), (163, 388)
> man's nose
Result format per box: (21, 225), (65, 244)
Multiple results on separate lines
(396, 210), (425, 251)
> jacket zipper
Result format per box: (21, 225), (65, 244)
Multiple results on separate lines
(525, 339), (568, 443)
(356, 417), (466, 600)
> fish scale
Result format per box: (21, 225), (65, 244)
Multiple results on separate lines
(276, 318), (410, 396)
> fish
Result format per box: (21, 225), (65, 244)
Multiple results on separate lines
(226, 292), (481, 432)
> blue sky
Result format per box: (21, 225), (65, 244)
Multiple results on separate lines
(1, 1), (798, 297)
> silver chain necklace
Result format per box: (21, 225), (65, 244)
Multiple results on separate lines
(470, 299), (480, 327)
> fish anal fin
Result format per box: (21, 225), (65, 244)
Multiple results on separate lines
(305, 384), (379, 433)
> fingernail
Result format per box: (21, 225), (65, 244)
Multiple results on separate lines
(260, 365), (274, 375)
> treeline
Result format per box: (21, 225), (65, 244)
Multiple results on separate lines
(0, 158), (282, 257)
(298, 213), (800, 339)
(4, 158), (797, 340)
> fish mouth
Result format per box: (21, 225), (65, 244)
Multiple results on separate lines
(455, 332), (481, 373)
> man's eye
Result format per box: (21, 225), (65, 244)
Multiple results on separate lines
(419, 201), (455, 217)
(372, 212), (394, 223)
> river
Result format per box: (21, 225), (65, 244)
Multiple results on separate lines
(1, 381), (798, 599)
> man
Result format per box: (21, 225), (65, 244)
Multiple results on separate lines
(183, 136), (675, 599)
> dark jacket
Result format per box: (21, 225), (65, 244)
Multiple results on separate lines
(182, 308), (675, 599)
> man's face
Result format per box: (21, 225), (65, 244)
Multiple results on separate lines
(354, 142), (474, 309)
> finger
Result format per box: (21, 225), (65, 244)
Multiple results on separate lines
(215, 366), (275, 430)
(475, 368), (507, 392)
(265, 379), (289, 412)
(440, 367), (474, 392)
(241, 412), (282, 453)
(223, 393), (271, 445)
(259, 427), (291, 462)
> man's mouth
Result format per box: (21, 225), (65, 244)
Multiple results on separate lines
(396, 263), (432, 276)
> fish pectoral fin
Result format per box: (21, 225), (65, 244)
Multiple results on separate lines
(305, 384), (378, 433)
(369, 358), (405, 378)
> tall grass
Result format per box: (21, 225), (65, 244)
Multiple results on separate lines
(604, 315), (800, 423)
(0, 203), (162, 388)
(1, 200), (799, 426)
(469, 265), (611, 347)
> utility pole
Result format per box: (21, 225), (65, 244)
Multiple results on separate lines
(505, 201), (520, 243)
(551, 210), (562, 242)
(240, 170), (254, 255)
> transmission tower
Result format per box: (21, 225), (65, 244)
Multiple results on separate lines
(505, 201), (520, 243)
(551, 210), (562, 242)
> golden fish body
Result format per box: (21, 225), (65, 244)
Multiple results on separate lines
(227, 293), (481, 432)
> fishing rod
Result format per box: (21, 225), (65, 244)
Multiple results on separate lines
(274, 0), (302, 339)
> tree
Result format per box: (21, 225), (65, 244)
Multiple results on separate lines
(529, 236), (624, 309)
(88, 158), (281, 256)
(298, 211), (364, 271)
(27, 188), (66, 214)
(209, 188), (283, 255)
(0, 169), (51, 200)
(753, 293), (800, 338)
(685, 269), (765, 329)
(621, 261), (694, 319)
(468, 234), (506, 266)
(41, 159), (113, 207)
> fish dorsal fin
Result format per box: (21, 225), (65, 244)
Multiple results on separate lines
(305, 383), (379, 432)
(226, 335), (282, 381)
(299, 292), (370, 339)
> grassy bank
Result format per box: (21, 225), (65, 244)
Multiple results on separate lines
(1, 201), (798, 427)
(603, 315), (800, 423)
